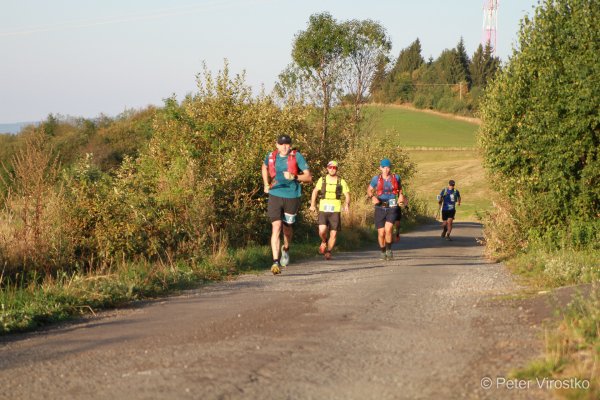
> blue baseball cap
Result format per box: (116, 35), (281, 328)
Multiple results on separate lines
(380, 158), (392, 168)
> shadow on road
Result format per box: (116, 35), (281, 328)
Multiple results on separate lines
(0, 329), (139, 370)
(284, 263), (387, 277)
(394, 222), (484, 251)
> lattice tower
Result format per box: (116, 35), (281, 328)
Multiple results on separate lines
(482, 0), (499, 55)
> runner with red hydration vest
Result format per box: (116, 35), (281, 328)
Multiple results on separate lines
(261, 134), (312, 275)
(366, 158), (405, 260)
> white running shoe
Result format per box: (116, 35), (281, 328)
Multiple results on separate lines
(280, 246), (290, 267)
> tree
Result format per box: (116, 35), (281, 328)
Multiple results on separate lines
(274, 63), (311, 106)
(393, 38), (425, 74)
(481, 42), (501, 86)
(479, 0), (600, 231)
(428, 49), (466, 84)
(42, 114), (59, 137)
(342, 19), (391, 124)
(368, 54), (388, 102)
(379, 39), (424, 103)
(455, 37), (471, 87)
(470, 43), (501, 88)
(470, 44), (486, 87)
(292, 12), (348, 146)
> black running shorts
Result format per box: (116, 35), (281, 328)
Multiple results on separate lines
(267, 195), (301, 224)
(442, 209), (456, 221)
(374, 206), (399, 229)
(317, 211), (341, 231)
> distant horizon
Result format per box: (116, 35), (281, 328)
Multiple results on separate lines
(0, 121), (40, 134)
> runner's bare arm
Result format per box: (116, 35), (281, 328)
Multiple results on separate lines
(261, 164), (270, 193)
(367, 185), (374, 198)
(310, 185), (320, 211)
(366, 185), (379, 205)
(343, 193), (350, 212)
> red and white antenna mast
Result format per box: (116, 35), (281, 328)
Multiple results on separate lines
(482, 0), (499, 55)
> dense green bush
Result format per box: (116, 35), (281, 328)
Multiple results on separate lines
(479, 5), (599, 388)
(83, 108), (156, 171)
(53, 63), (315, 269)
(479, 0), (599, 256)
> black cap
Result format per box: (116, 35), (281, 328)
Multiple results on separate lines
(449, 180), (455, 186)
(277, 134), (292, 145)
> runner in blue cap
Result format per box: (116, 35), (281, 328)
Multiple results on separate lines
(366, 158), (405, 260)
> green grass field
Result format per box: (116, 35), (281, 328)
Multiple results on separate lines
(366, 104), (479, 148)
(366, 105), (491, 221)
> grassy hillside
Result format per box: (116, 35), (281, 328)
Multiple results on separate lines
(367, 105), (489, 221)
(367, 104), (479, 148)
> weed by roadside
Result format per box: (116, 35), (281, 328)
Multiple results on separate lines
(507, 248), (600, 289)
(0, 259), (221, 334)
(511, 284), (599, 400)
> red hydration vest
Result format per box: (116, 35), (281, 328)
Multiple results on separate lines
(268, 150), (298, 179)
(376, 174), (400, 196)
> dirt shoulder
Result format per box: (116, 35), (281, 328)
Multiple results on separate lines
(0, 223), (557, 399)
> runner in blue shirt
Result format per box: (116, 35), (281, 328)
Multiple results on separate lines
(437, 179), (461, 241)
(366, 158), (405, 260)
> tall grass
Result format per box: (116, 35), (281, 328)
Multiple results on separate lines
(0, 131), (64, 275)
(482, 195), (600, 287)
(0, 257), (231, 333)
(512, 284), (599, 400)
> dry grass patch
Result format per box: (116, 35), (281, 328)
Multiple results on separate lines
(406, 149), (491, 222)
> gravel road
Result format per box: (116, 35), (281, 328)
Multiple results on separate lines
(0, 222), (553, 399)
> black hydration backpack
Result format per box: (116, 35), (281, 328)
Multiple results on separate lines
(320, 176), (343, 199)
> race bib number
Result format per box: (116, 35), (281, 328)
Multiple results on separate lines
(388, 198), (398, 207)
(450, 194), (455, 202)
(323, 204), (335, 212)
(283, 213), (296, 224)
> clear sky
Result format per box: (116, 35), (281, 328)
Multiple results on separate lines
(0, 0), (538, 124)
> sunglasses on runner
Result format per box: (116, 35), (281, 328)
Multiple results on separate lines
(327, 166), (337, 170)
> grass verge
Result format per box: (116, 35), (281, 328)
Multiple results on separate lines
(506, 247), (599, 399)
(510, 283), (599, 400)
(507, 248), (600, 289)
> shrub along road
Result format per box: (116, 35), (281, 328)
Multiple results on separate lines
(0, 223), (552, 399)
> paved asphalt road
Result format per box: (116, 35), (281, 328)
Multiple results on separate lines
(0, 222), (552, 399)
